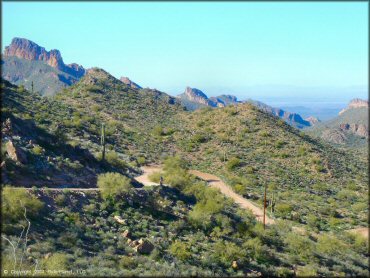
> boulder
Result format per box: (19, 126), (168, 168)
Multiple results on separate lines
(121, 230), (131, 238)
(113, 215), (126, 225)
(6, 140), (27, 164)
(134, 238), (154, 254)
(129, 240), (139, 248)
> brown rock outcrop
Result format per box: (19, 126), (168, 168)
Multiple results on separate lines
(4, 38), (85, 78)
(339, 123), (368, 138)
(6, 140), (27, 164)
(339, 98), (368, 115)
(133, 238), (154, 254)
(120, 77), (142, 89)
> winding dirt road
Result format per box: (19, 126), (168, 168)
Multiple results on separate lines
(189, 170), (275, 224)
(136, 165), (275, 224)
(14, 165), (275, 224)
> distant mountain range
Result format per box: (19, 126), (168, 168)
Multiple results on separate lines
(177, 87), (241, 110)
(177, 86), (316, 129)
(2, 37), (366, 136)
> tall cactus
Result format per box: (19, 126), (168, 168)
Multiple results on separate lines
(101, 123), (106, 161)
(270, 192), (276, 214)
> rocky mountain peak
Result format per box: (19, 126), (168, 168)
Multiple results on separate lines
(185, 87), (208, 100)
(4, 38), (64, 68)
(305, 116), (320, 125)
(3, 37), (85, 79)
(339, 98), (368, 115)
(120, 76), (142, 89)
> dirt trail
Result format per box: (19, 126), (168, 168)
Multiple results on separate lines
(11, 187), (99, 192)
(135, 166), (274, 224)
(12, 166), (275, 225)
(189, 170), (275, 224)
(134, 165), (163, 186)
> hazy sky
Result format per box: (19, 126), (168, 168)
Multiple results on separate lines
(2, 2), (368, 99)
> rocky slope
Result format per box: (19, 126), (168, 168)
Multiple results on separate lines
(1, 75), (368, 276)
(2, 38), (85, 95)
(307, 98), (368, 146)
(120, 76), (142, 89)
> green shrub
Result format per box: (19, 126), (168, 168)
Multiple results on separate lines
(137, 156), (146, 165)
(43, 253), (69, 271)
(2, 187), (44, 223)
(316, 234), (345, 256)
(152, 125), (164, 137)
(234, 184), (247, 195)
(32, 145), (44, 155)
(226, 157), (241, 171)
(169, 241), (191, 261)
(105, 151), (127, 169)
(284, 233), (314, 263)
(213, 240), (245, 266)
(97, 173), (132, 199)
(275, 203), (293, 217)
(148, 171), (162, 183)
(55, 194), (66, 206)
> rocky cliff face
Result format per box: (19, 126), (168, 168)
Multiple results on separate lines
(120, 77), (142, 89)
(339, 98), (368, 115)
(339, 123), (368, 138)
(184, 87), (215, 106)
(3, 38), (85, 78)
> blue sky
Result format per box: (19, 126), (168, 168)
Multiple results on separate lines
(2, 2), (368, 100)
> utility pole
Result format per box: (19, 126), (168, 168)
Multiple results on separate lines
(263, 183), (267, 230)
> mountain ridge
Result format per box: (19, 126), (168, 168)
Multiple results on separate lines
(4, 37), (85, 78)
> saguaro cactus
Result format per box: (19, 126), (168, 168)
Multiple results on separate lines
(101, 123), (106, 161)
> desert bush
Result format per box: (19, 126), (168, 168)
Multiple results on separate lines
(43, 253), (69, 271)
(32, 145), (44, 155)
(137, 156), (146, 165)
(275, 203), (293, 217)
(284, 233), (314, 263)
(105, 151), (127, 169)
(148, 171), (162, 183)
(213, 240), (245, 267)
(55, 194), (66, 206)
(97, 172), (132, 199)
(316, 234), (345, 256)
(226, 157), (241, 171)
(170, 241), (191, 261)
(2, 187), (44, 223)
